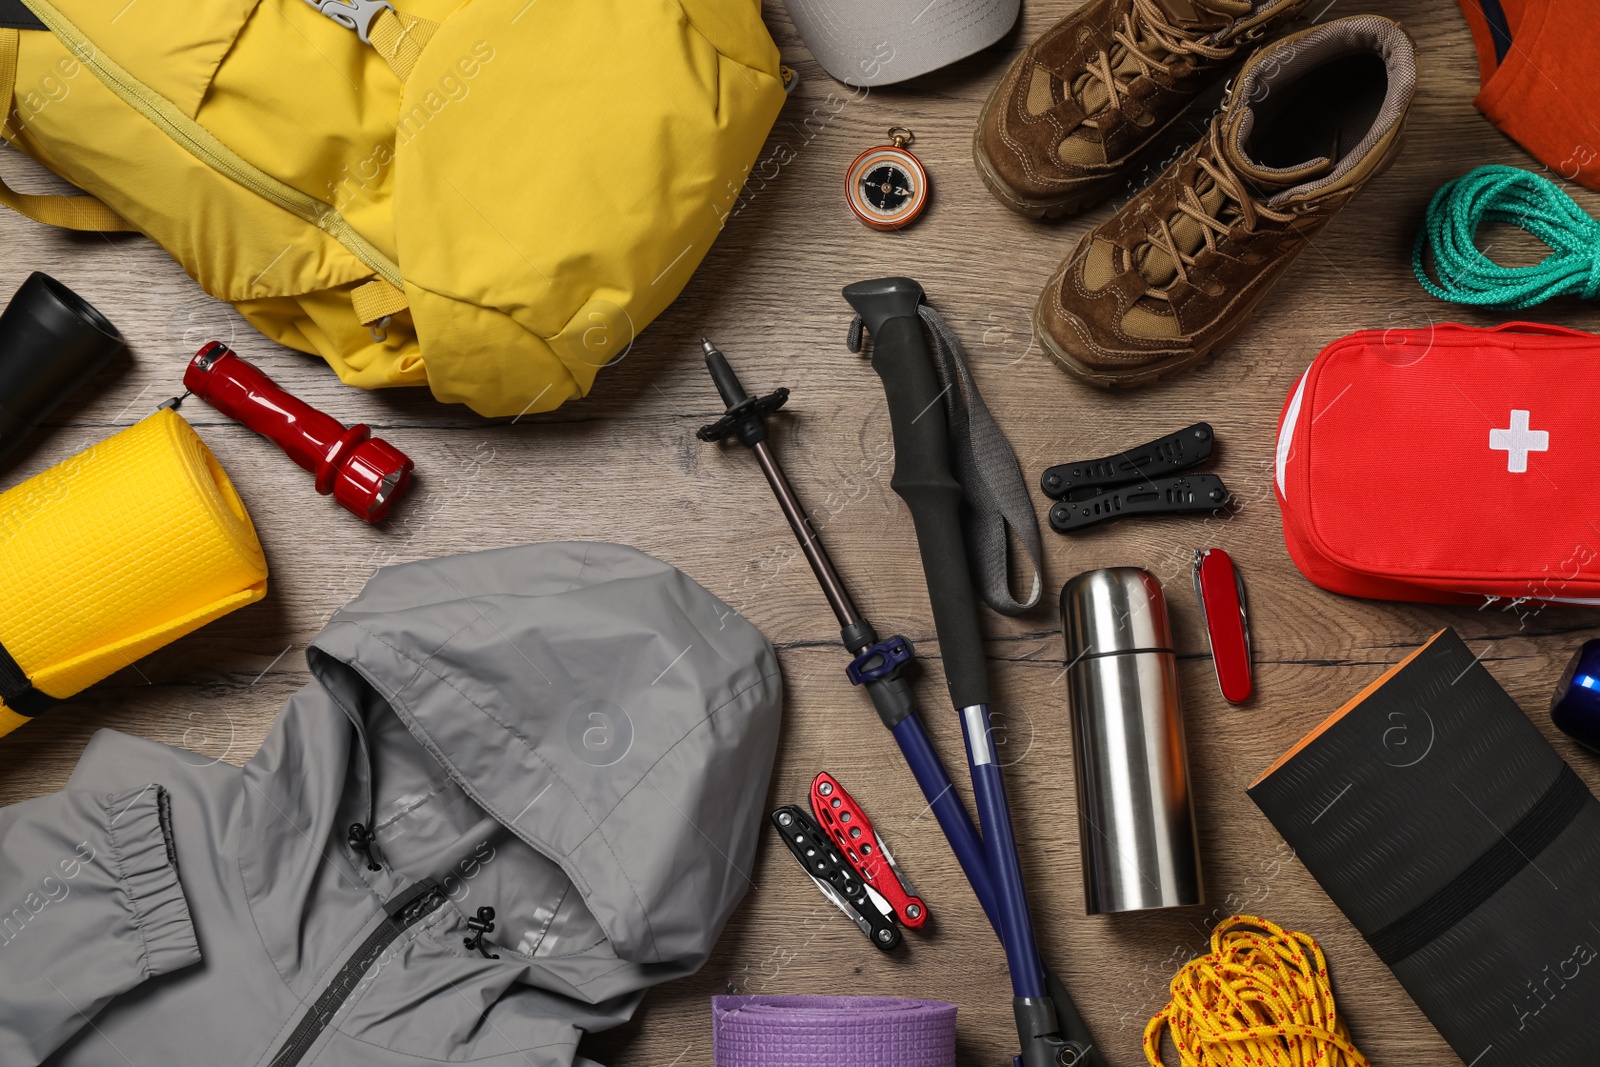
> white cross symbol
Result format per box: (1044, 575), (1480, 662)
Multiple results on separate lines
(1488, 409), (1549, 473)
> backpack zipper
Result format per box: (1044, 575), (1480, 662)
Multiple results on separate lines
(266, 880), (448, 1067)
(15, 0), (404, 290)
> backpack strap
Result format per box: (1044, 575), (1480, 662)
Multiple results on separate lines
(0, 27), (135, 231)
(298, 0), (437, 320)
(300, 0), (437, 81)
(366, 8), (437, 81)
(352, 277), (407, 326)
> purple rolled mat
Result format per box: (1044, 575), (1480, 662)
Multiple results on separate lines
(712, 995), (957, 1067)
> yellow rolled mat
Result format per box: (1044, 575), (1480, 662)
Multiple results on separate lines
(0, 408), (268, 737)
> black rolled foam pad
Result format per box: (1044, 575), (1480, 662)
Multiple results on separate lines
(1249, 628), (1600, 1065)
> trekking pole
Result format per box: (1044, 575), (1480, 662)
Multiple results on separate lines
(842, 278), (1106, 1067)
(694, 339), (1000, 931)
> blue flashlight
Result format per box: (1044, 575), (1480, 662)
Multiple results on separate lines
(1550, 639), (1600, 752)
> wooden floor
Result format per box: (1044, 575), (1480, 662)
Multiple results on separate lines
(3, 2), (1596, 1065)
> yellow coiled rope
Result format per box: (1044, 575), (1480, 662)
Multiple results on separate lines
(1145, 915), (1368, 1067)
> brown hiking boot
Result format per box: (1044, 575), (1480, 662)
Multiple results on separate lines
(974, 0), (1310, 218)
(1035, 15), (1417, 388)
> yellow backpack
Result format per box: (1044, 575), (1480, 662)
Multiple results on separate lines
(0, 0), (786, 416)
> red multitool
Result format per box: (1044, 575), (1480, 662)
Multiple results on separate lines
(809, 772), (927, 928)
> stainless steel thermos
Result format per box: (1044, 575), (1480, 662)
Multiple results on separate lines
(1060, 567), (1203, 914)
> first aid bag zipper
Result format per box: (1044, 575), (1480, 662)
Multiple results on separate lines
(14, 0), (404, 289)
(266, 880), (448, 1067)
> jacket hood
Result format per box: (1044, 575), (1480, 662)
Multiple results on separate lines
(252, 542), (782, 1001)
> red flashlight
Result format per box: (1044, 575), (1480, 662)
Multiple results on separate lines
(183, 342), (413, 523)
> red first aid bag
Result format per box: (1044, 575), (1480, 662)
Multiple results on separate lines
(1275, 322), (1600, 606)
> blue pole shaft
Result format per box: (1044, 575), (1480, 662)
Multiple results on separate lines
(960, 703), (1046, 1000)
(889, 714), (1000, 931)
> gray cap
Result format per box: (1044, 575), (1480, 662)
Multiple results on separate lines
(782, 0), (1020, 87)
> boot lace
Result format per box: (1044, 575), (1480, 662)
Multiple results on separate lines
(1078, 0), (1238, 119)
(1140, 121), (1295, 291)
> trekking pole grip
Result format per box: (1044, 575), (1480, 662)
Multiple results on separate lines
(844, 278), (990, 711)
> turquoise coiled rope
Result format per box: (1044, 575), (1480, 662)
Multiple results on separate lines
(1414, 164), (1600, 309)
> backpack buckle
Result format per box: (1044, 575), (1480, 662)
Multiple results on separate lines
(307, 0), (394, 43)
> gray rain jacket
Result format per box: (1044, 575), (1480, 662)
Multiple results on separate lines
(0, 543), (782, 1066)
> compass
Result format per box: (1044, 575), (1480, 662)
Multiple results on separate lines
(845, 128), (929, 231)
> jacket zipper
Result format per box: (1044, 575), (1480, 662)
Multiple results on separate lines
(266, 880), (448, 1067)
(15, 0), (404, 290)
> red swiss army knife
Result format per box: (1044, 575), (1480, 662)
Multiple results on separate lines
(809, 772), (927, 928)
(1193, 548), (1253, 704)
